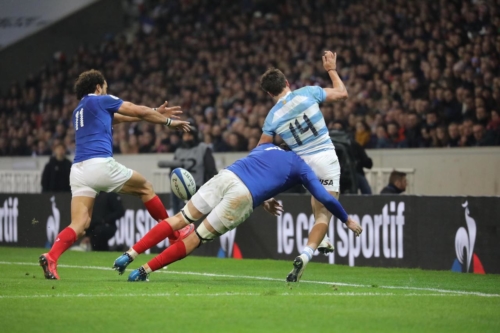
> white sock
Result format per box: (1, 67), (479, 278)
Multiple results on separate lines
(144, 265), (152, 273)
(127, 248), (139, 259)
(299, 246), (314, 264)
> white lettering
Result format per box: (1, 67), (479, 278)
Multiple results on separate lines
(336, 219), (348, 257)
(275, 201), (405, 266)
(0, 197), (18, 243)
(295, 213), (309, 254)
(374, 214), (382, 257)
(282, 213), (294, 255)
(382, 204), (391, 258)
(348, 215), (361, 266)
(396, 202), (405, 258)
(277, 213), (282, 253)
(361, 215), (374, 258)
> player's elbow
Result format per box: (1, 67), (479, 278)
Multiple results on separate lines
(337, 90), (348, 101)
(325, 90), (348, 102)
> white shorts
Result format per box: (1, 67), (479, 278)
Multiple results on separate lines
(190, 170), (253, 234)
(301, 150), (340, 192)
(70, 157), (133, 197)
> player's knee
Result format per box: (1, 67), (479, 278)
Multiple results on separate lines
(195, 224), (216, 245)
(143, 181), (155, 196)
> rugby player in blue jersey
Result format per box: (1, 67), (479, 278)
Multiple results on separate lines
(113, 144), (362, 282)
(257, 51), (359, 281)
(39, 69), (192, 280)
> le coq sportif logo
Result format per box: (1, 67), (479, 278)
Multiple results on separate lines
(451, 201), (485, 274)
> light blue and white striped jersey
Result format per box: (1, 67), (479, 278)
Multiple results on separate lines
(262, 86), (334, 156)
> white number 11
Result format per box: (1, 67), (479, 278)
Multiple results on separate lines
(75, 108), (84, 130)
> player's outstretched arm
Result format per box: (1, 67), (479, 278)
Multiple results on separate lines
(322, 51), (348, 102)
(299, 160), (362, 236)
(118, 101), (190, 131)
(113, 101), (183, 124)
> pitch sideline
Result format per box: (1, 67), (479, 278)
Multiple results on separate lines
(0, 261), (498, 298)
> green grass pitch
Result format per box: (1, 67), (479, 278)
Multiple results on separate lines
(0, 247), (499, 333)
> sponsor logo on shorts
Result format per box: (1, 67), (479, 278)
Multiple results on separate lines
(320, 179), (333, 186)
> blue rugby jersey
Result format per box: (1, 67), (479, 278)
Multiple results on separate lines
(72, 94), (123, 163)
(226, 144), (348, 222)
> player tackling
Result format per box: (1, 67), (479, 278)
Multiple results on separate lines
(39, 69), (192, 280)
(113, 143), (362, 282)
(258, 51), (355, 281)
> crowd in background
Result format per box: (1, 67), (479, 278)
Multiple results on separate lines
(1, 0), (499, 157)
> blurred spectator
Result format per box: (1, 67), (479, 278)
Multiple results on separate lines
(434, 126), (450, 147)
(355, 121), (373, 148)
(448, 123), (461, 147)
(1, 0), (499, 154)
(460, 119), (476, 147)
(41, 143), (71, 192)
(473, 123), (496, 146)
(380, 171), (407, 194)
(333, 121), (373, 194)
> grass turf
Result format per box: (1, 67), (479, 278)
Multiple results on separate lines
(0, 247), (499, 333)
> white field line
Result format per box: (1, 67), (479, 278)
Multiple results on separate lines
(0, 261), (498, 298)
(0, 292), (467, 299)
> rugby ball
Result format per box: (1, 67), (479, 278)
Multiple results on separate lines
(170, 168), (197, 200)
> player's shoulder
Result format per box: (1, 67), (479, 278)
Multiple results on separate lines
(294, 85), (321, 96)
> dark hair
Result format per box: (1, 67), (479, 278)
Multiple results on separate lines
(332, 120), (344, 130)
(260, 68), (287, 96)
(74, 69), (105, 99)
(389, 171), (406, 185)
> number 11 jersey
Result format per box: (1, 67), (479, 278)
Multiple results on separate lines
(262, 86), (334, 157)
(72, 94), (123, 163)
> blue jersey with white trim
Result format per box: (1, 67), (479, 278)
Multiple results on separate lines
(262, 86), (334, 156)
(72, 94), (123, 163)
(226, 144), (348, 222)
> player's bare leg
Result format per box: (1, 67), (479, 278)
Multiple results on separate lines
(113, 200), (201, 274)
(286, 191), (337, 282)
(40, 196), (95, 279)
(120, 170), (184, 241)
(310, 191), (338, 252)
(129, 219), (218, 281)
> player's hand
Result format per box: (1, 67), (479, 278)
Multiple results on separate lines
(169, 119), (191, 132)
(323, 51), (337, 72)
(263, 198), (284, 217)
(157, 101), (183, 119)
(346, 217), (362, 237)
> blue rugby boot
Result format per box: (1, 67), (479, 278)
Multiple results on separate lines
(113, 252), (133, 275)
(128, 267), (149, 282)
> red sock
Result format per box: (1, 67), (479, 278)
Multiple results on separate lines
(132, 221), (175, 254)
(144, 195), (168, 220)
(48, 227), (77, 261)
(147, 241), (187, 272)
(144, 196), (180, 240)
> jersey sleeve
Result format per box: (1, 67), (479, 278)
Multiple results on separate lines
(262, 113), (276, 136)
(296, 156), (348, 222)
(98, 95), (123, 114)
(304, 86), (326, 104)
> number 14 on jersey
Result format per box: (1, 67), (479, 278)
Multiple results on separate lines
(289, 114), (318, 146)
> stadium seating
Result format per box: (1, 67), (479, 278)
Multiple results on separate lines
(0, 0), (499, 157)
